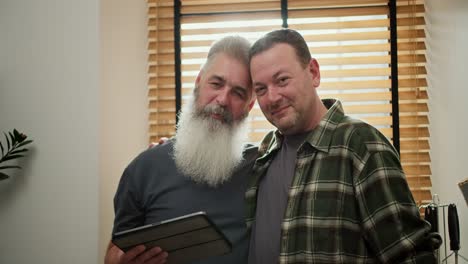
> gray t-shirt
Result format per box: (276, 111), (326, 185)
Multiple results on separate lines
(248, 133), (308, 264)
(113, 140), (258, 264)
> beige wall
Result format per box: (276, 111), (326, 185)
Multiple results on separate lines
(426, 0), (468, 258)
(0, 0), (148, 262)
(98, 0), (148, 261)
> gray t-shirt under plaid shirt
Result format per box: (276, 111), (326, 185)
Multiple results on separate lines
(248, 133), (308, 264)
(245, 99), (441, 264)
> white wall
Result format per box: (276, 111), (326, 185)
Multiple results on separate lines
(0, 0), (148, 263)
(99, 0), (148, 261)
(0, 0), (100, 263)
(426, 0), (468, 260)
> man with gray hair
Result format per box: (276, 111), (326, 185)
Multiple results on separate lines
(105, 35), (256, 264)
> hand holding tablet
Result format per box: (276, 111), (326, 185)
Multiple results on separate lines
(112, 212), (231, 264)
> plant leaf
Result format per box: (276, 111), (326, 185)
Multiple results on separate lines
(0, 165), (21, 170)
(0, 172), (9, 180)
(10, 148), (28, 155)
(13, 129), (21, 141)
(9, 131), (16, 146)
(17, 140), (33, 148)
(4, 132), (10, 150)
(1, 154), (24, 162)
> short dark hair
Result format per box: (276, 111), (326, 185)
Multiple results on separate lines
(249, 29), (311, 68)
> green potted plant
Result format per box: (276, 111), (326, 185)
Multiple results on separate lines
(0, 129), (33, 180)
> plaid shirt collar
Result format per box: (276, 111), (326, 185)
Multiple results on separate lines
(257, 98), (344, 160)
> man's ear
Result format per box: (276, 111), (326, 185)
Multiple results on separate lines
(308, 58), (321, 88)
(195, 71), (203, 86)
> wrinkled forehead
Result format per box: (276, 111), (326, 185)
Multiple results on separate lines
(204, 54), (253, 89)
(207, 53), (251, 76)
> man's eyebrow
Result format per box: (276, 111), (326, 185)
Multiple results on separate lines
(208, 75), (225, 82)
(253, 81), (265, 87)
(253, 70), (284, 87)
(232, 85), (248, 95)
(272, 70), (284, 80)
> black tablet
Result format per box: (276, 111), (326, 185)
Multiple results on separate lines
(112, 211), (232, 264)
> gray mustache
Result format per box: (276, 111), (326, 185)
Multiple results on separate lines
(202, 104), (233, 124)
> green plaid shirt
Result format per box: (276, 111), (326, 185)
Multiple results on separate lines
(246, 99), (440, 263)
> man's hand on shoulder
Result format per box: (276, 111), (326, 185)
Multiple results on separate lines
(105, 242), (168, 264)
(148, 137), (169, 149)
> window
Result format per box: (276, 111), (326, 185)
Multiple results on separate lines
(147, 0), (431, 205)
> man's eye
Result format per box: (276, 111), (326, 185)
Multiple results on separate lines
(234, 90), (246, 99)
(210, 82), (221, 88)
(278, 77), (289, 86)
(255, 87), (267, 96)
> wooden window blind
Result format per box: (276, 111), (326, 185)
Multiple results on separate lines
(148, 0), (177, 142)
(396, 0), (431, 204)
(146, 0), (432, 205)
(287, 0), (432, 205)
(288, 0), (394, 141)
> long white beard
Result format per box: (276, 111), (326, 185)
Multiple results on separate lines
(173, 98), (249, 187)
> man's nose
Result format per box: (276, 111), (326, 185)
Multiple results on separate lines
(267, 86), (282, 103)
(215, 88), (229, 106)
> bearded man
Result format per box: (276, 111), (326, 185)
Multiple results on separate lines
(105, 36), (256, 264)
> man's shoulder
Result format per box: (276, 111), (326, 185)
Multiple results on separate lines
(120, 140), (178, 189)
(128, 140), (175, 169)
(333, 116), (396, 154)
(336, 116), (381, 137)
